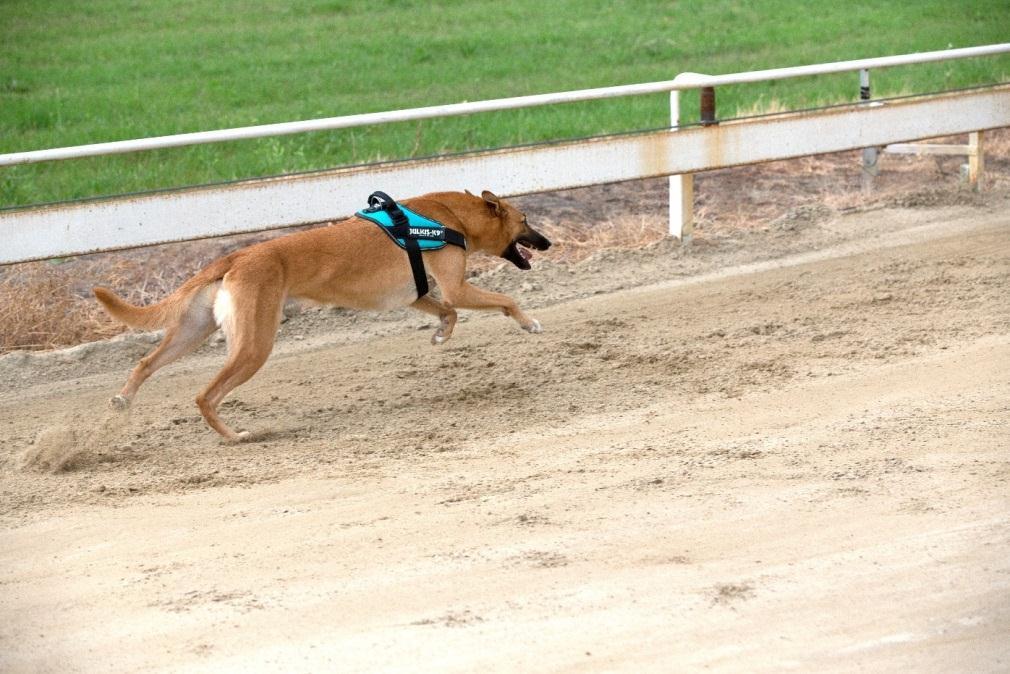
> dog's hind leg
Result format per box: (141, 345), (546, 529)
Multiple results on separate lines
(410, 295), (458, 345)
(195, 274), (285, 441)
(112, 286), (218, 409)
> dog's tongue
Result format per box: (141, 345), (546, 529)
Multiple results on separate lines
(517, 244), (532, 262)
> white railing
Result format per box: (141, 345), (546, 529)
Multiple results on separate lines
(1, 44), (1009, 264)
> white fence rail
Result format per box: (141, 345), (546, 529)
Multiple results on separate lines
(2, 44), (1009, 264)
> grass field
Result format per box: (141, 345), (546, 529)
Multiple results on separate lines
(2, 0), (1009, 207)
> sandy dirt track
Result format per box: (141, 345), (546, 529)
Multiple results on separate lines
(1, 202), (1009, 672)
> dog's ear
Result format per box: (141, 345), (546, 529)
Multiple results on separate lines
(465, 189), (475, 197)
(481, 190), (504, 217)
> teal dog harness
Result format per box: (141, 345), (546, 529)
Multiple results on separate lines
(355, 191), (467, 298)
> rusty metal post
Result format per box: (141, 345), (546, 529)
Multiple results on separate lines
(860, 69), (879, 195)
(669, 89), (694, 243)
(699, 87), (717, 126)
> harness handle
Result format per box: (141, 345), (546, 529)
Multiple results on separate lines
(367, 191), (408, 227)
(367, 191), (396, 209)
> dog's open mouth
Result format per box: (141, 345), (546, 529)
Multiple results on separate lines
(505, 241), (537, 270)
(516, 241), (533, 262)
(502, 233), (550, 270)
(503, 239), (534, 270)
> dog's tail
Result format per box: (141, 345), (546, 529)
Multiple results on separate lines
(93, 256), (234, 330)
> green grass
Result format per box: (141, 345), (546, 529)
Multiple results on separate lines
(2, 0), (1009, 207)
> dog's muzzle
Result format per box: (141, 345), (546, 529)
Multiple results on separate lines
(502, 229), (551, 270)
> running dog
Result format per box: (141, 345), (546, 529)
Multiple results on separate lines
(94, 190), (551, 441)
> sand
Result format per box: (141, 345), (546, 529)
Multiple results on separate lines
(1, 194), (1008, 673)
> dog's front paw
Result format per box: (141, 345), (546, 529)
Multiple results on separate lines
(431, 329), (448, 345)
(523, 319), (543, 334)
(110, 394), (130, 411)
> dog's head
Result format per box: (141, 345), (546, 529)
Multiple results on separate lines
(473, 190), (551, 270)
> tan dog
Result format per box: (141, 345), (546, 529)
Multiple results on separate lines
(94, 190), (551, 441)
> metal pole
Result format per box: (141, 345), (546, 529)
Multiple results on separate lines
(668, 90), (694, 242)
(860, 69), (879, 194)
(700, 87), (718, 126)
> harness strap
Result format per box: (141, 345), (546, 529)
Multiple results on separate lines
(368, 192), (429, 298)
(404, 238), (428, 298)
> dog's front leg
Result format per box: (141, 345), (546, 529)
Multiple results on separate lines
(440, 281), (542, 334)
(410, 295), (458, 345)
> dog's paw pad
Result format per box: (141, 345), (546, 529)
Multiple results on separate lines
(110, 394), (130, 411)
(524, 319), (543, 334)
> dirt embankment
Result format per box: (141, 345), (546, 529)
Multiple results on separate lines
(1, 191), (1008, 672)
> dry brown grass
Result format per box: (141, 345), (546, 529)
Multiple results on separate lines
(542, 214), (667, 261)
(0, 262), (119, 352)
(0, 255), (202, 353)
